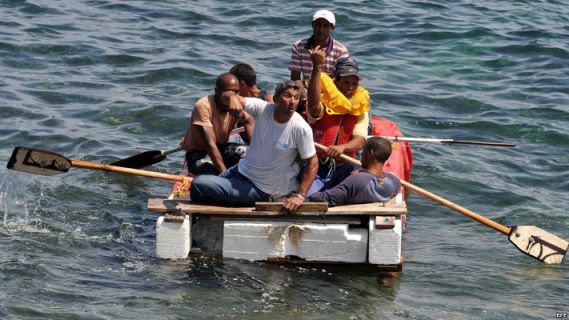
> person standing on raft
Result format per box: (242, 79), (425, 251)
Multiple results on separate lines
(289, 9), (349, 81)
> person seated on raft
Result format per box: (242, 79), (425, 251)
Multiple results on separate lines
(180, 73), (254, 175)
(189, 80), (318, 213)
(229, 63), (273, 102)
(304, 47), (370, 196)
(309, 137), (401, 206)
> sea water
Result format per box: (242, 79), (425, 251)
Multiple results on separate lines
(0, 1), (568, 319)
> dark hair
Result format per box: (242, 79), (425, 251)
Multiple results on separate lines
(364, 137), (392, 163)
(229, 63), (257, 86)
(274, 80), (301, 97)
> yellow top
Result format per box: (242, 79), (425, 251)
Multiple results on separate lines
(319, 72), (370, 116)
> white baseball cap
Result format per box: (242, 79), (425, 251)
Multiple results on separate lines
(312, 9), (336, 26)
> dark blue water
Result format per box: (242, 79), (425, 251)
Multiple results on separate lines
(1, 1), (568, 319)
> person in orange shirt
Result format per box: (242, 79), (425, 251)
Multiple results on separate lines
(181, 73), (254, 175)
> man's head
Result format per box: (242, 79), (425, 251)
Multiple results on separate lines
(229, 63), (260, 98)
(312, 9), (336, 42)
(214, 73), (240, 110)
(291, 80), (307, 112)
(361, 137), (392, 168)
(334, 57), (361, 98)
(273, 80), (302, 117)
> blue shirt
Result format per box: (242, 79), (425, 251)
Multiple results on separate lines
(308, 170), (401, 206)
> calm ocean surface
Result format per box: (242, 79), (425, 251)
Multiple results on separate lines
(1, 0), (568, 319)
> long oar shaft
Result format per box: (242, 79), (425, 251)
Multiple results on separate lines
(375, 136), (516, 147)
(71, 159), (189, 183)
(398, 180), (510, 234)
(314, 142), (511, 235)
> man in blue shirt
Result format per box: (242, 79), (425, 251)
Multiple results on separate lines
(309, 137), (401, 206)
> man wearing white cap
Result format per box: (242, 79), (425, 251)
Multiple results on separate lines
(289, 9), (349, 81)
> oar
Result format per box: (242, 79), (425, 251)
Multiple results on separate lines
(7, 146), (192, 184)
(110, 146), (182, 169)
(110, 127), (248, 169)
(372, 136), (516, 147)
(314, 142), (568, 264)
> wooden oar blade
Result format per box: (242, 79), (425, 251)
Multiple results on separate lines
(110, 150), (165, 169)
(509, 226), (568, 264)
(7, 146), (71, 176)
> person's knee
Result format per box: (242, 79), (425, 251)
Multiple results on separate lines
(190, 175), (217, 201)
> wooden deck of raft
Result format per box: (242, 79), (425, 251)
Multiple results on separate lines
(147, 198), (407, 217)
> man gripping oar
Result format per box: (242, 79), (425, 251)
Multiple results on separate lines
(314, 142), (568, 265)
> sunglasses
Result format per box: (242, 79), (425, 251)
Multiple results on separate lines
(275, 81), (301, 96)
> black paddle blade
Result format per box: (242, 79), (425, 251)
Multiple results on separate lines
(7, 146), (71, 176)
(110, 150), (165, 169)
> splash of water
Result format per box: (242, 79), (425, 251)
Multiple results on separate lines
(0, 170), (31, 226)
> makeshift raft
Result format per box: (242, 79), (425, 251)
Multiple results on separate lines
(146, 116), (413, 271)
(147, 195), (407, 270)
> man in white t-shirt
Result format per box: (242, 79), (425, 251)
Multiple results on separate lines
(190, 80), (318, 213)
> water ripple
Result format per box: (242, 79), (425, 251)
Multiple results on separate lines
(1, 0), (568, 319)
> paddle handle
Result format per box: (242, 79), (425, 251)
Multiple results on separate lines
(375, 136), (516, 147)
(162, 146), (183, 157)
(314, 142), (511, 235)
(71, 159), (190, 183)
(448, 140), (516, 147)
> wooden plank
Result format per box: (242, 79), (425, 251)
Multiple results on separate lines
(255, 202), (328, 212)
(375, 216), (395, 229)
(164, 213), (186, 223)
(207, 215), (362, 225)
(148, 198), (263, 215)
(147, 198), (406, 216)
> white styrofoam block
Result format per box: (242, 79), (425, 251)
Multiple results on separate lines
(368, 216), (402, 265)
(223, 221), (367, 263)
(395, 191), (404, 204)
(156, 215), (191, 259)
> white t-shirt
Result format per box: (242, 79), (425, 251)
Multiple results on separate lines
(238, 98), (316, 196)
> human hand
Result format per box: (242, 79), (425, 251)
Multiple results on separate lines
(326, 145), (345, 158)
(283, 194), (304, 213)
(227, 93), (244, 116)
(309, 45), (326, 68)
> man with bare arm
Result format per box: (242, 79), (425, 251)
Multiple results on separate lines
(181, 73), (254, 175)
(190, 80), (318, 213)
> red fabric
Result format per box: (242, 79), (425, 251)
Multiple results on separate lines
(369, 116), (414, 199)
(311, 112), (358, 159)
(170, 160), (194, 198)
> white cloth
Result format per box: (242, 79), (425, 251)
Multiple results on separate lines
(238, 98), (316, 195)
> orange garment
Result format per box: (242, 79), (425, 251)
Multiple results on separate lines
(186, 95), (249, 151)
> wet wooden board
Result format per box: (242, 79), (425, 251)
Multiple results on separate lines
(207, 215), (363, 225)
(147, 198), (406, 216)
(255, 202), (328, 212)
